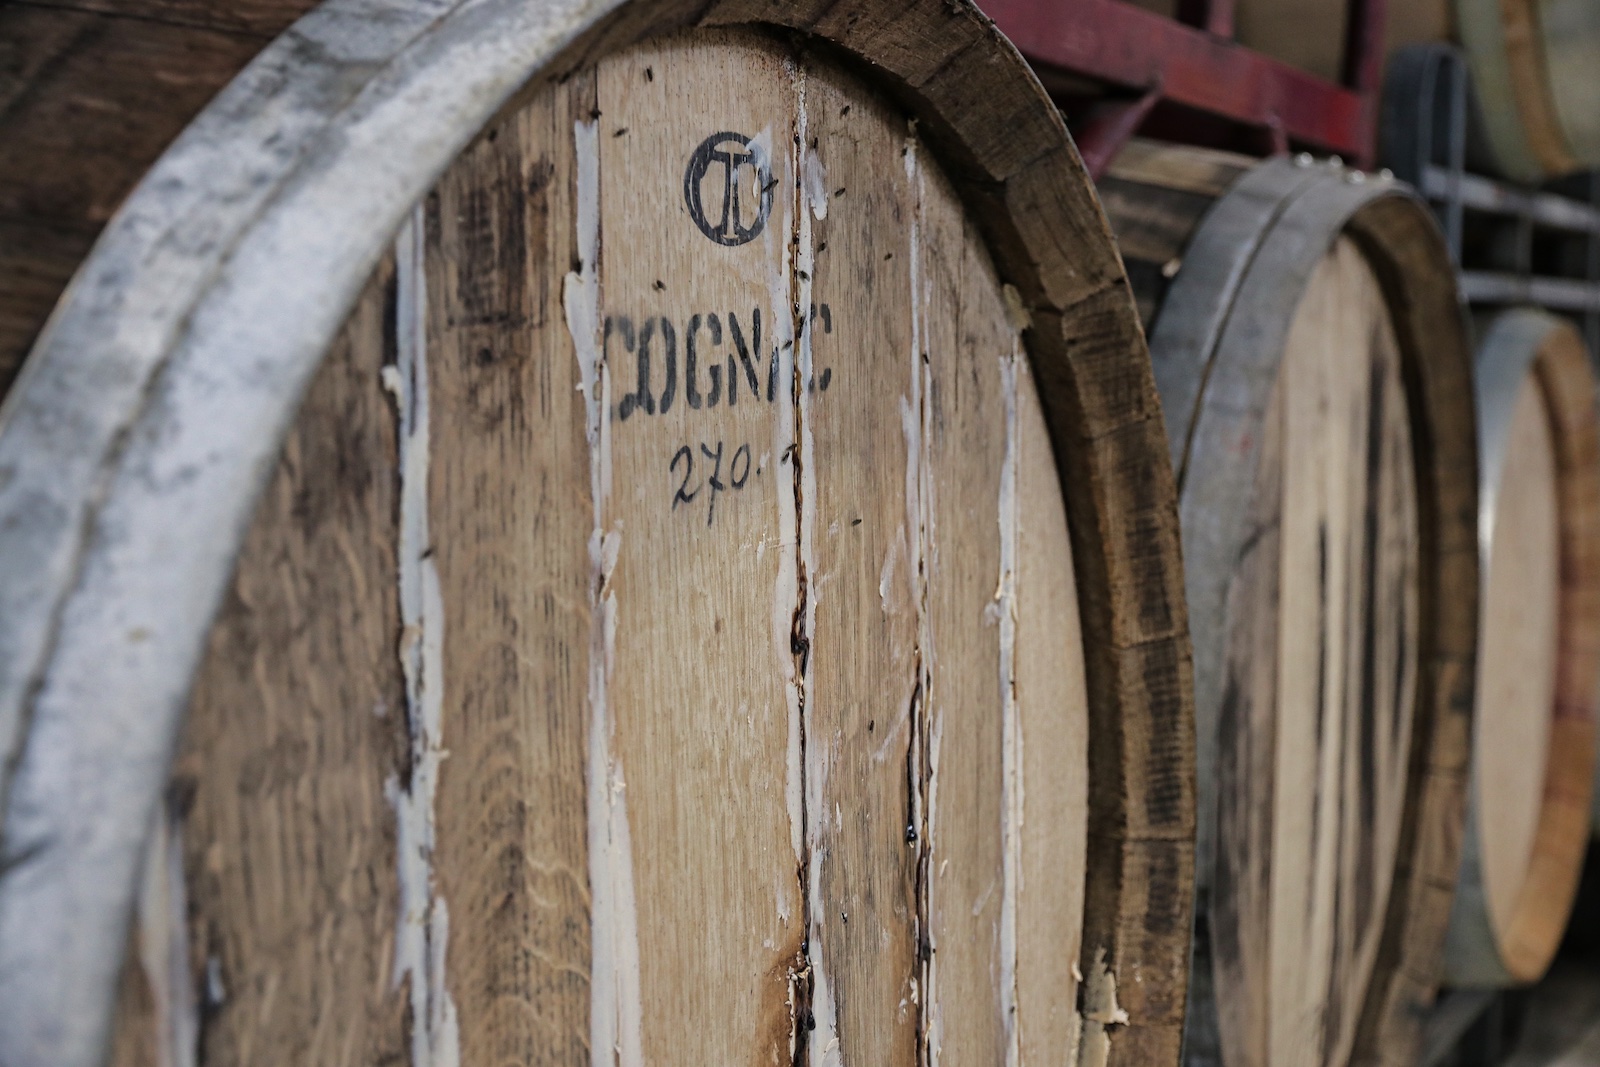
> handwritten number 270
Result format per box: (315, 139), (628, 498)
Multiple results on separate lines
(672, 440), (752, 526)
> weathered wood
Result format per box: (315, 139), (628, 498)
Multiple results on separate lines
(105, 21), (1104, 1067)
(1103, 141), (1480, 1067)
(1254, 237), (1419, 1067)
(1098, 141), (1249, 333)
(1445, 309), (1600, 989)
(0, 10), (262, 228)
(1204, 233), (1421, 1067)
(109, 263), (411, 1066)
(0, 5), (272, 381)
(0, 4), (1194, 1066)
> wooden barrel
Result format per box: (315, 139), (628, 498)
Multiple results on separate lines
(1456, 0), (1600, 181)
(1443, 308), (1600, 988)
(0, 3), (1196, 1066)
(1100, 141), (1479, 1067)
(0, 0), (323, 398)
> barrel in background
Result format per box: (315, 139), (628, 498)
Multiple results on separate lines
(0, 3), (1196, 1065)
(1445, 308), (1600, 989)
(1100, 140), (1480, 1067)
(1453, 0), (1600, 182)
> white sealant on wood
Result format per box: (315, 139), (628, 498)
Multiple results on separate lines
(995, 341), (1024, 1067)
(563, 117), (644, 1067)
(901, 131), (945, 1067)
(384, 207), (461, 1067)
(793, 75), (841, 1067)
(135, 802), (197, 1067)
(1077, 947), (1130, 1067)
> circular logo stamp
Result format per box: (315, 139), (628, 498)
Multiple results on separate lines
(683, 131), (774, 247)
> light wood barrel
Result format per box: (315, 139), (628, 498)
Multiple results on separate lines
(1456, 0), (1600, 181)
(1100, 141), (1480, 1067)
(0, 4), (1196, 1066)
(1444, 309), (1600, 988)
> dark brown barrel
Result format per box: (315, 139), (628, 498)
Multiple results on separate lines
(1444, 308), (1600, 988)
(1100, 140), (1479, 1067)
(0, 0), (324, 397)
(0, 4), (1195, 1066)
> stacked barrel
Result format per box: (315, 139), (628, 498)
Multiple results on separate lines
(1444, 311), (1600, 988)
(2, 2), (1600, 1067)
(1100, 141), (1480, 1067)
(1170, 0), (1600, 183)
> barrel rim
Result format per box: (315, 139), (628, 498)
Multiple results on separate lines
(1447, 307), (1600, 987)
(0, 1), (1194, 1063)
(1455, 0), (1578, 180)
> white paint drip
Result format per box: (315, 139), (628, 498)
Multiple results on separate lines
(136, 802), (198, 1067)
(803, 147), (829, 223)
(996, 344), (1024, 1067)
(563, 117), (644, 1067)
(794, 74), (841, 1067)
(878, 534), (904, 615)
(902, 131), (945, 1067)
(383, 208), (461, 1067)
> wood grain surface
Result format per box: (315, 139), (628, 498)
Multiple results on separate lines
(1100, 141), (1481, 1067)
(1447, 310), (1600, 988)
(1475, 374), (1560, 944)
(1214, 238), (1420, 1067)
(0, 1), (1191, 1061)
(0, 3), (284, 388)
(1098, 140), (1252, 335)
(109, 263), (410, 1065)
(108, 27), (1110, 1066)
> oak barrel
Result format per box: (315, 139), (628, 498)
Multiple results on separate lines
(1443, 308), (1600, 988)
(1100, 141), (1480, 1067)
(0, 3), (1196, 1066)
(1454, 0), (1600, 181)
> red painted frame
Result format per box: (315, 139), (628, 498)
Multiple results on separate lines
(982, 0), (1388, 174)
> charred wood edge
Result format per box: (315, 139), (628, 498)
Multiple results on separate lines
(1141, 156), (1479, 1066)
(0, 0), (1194, 1064)
(1443, 310), (1600, 988)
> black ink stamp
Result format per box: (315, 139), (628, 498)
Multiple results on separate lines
(684, 132), (774, 247)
